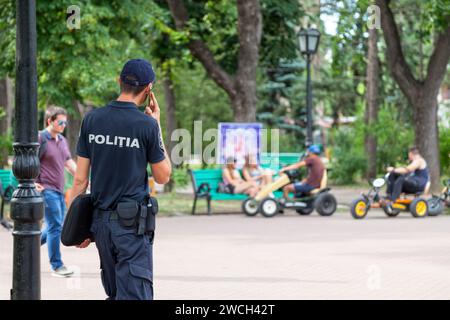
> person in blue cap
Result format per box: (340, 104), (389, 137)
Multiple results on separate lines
(70, 59), (172, 300)
(280, 145), (325, 198)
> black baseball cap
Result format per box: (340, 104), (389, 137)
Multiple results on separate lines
(120, 59), (156, 86)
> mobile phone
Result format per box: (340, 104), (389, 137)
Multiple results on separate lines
(145, 92), (150, 109)
(148, 91), (156, 112)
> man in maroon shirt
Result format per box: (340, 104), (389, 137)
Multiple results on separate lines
(36, 106), (77, 277)
(280, 145), (325, 198)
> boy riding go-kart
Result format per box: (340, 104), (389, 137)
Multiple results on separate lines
(242, 145), (337, 218)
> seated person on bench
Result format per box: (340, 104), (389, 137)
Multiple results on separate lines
(222, 156), (259, 198)
(280, 145), (325, 199)
(385, 146), (429, 206)
(242, 154), (273, 188)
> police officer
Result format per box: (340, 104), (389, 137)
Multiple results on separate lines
(70, 59), (172, 300)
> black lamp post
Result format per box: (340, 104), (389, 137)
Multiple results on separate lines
(11, 0), (43, 300)
(298, 27), (320, 147)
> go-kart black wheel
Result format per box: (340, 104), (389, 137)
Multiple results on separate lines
(259, 197), (279, 218)
(382, 205), (401, 217)
(410, 198), (428, 218)
(427, 197), (443, 216)
(242, 198), (259, 217)
(296, 207), (314, 215)
(315, 193), (337, 216)
(350, 197), (369, 219)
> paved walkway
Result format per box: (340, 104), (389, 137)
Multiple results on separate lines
(1, 206), (449, 300)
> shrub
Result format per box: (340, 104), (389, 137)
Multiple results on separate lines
(440, 126), (450, 177)
(172, 168), (189, 187)
(329, 128), (367, 185)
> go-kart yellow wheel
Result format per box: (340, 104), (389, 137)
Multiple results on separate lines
(410, 198), (428, 218)
(350, 197), (369, 219)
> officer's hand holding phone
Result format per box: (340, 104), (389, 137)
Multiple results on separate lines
(144, 92), (160, 123)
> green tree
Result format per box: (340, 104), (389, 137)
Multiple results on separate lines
(166, 0), (262, 122)
(0, 0), (159, 153)
(376, 0), (450, 190)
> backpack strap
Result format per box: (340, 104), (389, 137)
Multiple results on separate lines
(38, 130), (48, 160)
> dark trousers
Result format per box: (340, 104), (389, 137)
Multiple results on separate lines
(387, 173), (423, 201)
(91, 209), (154, 300)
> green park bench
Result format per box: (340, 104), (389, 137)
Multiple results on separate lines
(0, 169), (18, 229)
(0, 168), (73, 228)
(188, 152), (303, 215)
(0, 169), (17, 198)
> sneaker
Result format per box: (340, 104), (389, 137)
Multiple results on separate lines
(52, 266), (74, 278)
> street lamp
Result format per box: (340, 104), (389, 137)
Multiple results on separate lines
(298, 27), (320, 147)
(11, 0), (43, 300)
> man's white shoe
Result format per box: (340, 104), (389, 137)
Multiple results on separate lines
(51, 266), (74, 278)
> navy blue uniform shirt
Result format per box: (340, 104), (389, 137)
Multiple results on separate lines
(76, 100), (165, 210)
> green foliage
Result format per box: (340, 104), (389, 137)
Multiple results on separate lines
(173, 62), (232, 132)
(180, 0), (238, 74)
(36, 0), (157, 109)
(0, 132), (13, 159)
(260, 0), (304, 67)
(0, 0), (15, 77)
(172, 168), (189, 187)
(440, 126), (450, 176)
(422, 0), (450, 33)
(329, 101), (415, 184)
(373, 104), (414, 170)
(329, 128), (366, 185)
(325, 0), (367, 118)
(0, 0), (157, 110)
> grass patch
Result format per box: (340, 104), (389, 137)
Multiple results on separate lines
(155, 192), (243, 216)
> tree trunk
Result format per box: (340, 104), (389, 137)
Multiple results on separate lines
(66, 100), (92, 158)
(162, 75), (177, 160)
(0, 77), (14, 168)
(66, 112), (81, 158)
(231, 84), (257, 122)
(166, 0), (262, 122)
(364, 28), (379, 180)
(234, 0), (261, 121)
(162, 74), (177, 192)
(413, 95), (440, 191)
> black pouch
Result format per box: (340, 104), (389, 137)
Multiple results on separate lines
(116, 201), (139, 229)
(145, 196), (158, 233)
(61, 194), (94, 246)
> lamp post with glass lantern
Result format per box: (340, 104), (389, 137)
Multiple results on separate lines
(298, 27), (320, 147)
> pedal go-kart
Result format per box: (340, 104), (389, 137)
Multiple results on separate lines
(242, 169), (337, 218)
(350, 173), (429, 219)
(427, 179), (450, 216)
